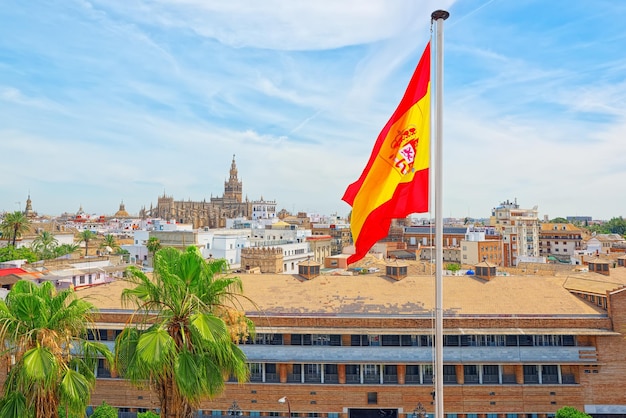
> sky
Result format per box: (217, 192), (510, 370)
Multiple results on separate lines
(1, 0), (626, 221)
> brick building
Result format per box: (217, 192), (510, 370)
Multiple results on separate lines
(63, 262), (626, 418)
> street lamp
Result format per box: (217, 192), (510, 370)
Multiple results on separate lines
(278, 396), (291, 417)
(228, 400), (243, 416)
(412, 402), (426, 418)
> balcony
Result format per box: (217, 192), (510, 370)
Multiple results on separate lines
(502, 374), (516, 384)
(542, 374), (559, 384)
(524, 374), (539, 384)
(265, 373), (279, 383)
(383, 374), (398, 384)
(482, 374), (499, 384)
(464, 375), (479, 384)
(325, 373), (339, 384)
(346, 374), (360, 384)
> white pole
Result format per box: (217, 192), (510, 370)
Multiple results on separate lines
(431, 9), (449, 418)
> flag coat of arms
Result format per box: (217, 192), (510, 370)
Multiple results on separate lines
(342, 42), (431, 264)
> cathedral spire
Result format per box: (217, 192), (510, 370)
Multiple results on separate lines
(24, 193), (36, 218)
(229, 154), (238, 181)
(224, 154), (243, 203)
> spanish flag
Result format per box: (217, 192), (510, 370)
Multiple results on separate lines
(342, 42), (431, 264)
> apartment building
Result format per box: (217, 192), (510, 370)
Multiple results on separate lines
(311, 223), (351, 255)
(460, 227), (503, 266)
(539, 223), (584, 263)
(489, 199), (540, 266)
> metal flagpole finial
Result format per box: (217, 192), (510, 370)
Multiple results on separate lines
(431, 10), (450, 21)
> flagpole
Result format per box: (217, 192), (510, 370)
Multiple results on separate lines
(431, 9), (449, 418)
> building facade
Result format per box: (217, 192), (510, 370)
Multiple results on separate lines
(67, 261), (626, 418)
(539, 223), (584, 263)
(489, 199), (540, 266)
(148, 156), (275, 229)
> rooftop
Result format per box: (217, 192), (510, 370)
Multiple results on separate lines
(75, 261), (626, 317)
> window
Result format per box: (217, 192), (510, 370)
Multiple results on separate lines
(444, 335), (459, 346)
(443, 365), (456, 383)
(382, 335), (400, 346)
(562, 335), (575, 346)
(464, 365), (479, 383)
(345, 365), (360, 383)
(524, 365), (539, 384)
(305, 364), (321, 382)
(364, 364), (379, 375)
(312, 334), (330, 346)
(420, 335), (433, 346)
(384, 365), (397, 377)
(351, 335), (369, 346)
(542, 365), (559, 384)
(483, 365), (499, 384)
(97, 358), (111, 378)
(461, 335), (477, 346)
(519, 335), (533, 346)
(505, 335), (518, 346)
(416, 366), (431, 386)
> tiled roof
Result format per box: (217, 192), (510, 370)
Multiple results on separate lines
(76, 265), (623, 317)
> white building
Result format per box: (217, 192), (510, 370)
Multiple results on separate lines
(489, 199), (540, 266)
(200, 229), (251, 267)
(251, 197), (277, 220)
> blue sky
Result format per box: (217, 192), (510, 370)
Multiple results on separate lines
(1, 0), (625, 221)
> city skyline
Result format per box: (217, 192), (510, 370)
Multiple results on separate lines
(1, 1), (625, 220)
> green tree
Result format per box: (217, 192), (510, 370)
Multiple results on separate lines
(446, 263), (461, 275)
(31, 231), (58, 260)
(0, 246), (38, 263)
(78, 229), (97, 256)
(605, 217), (626, 235)
(115, 246), (252, 418)
(584, 216), (626, 236)
(556, 406), (592, 418)
(54, 243), (80, 258)
(549, 217), (568, 223)
(138, 411), (160, 418)
(0, 280), (113, 418)
(100, 234), (119, 254)
(146, 236), (161, 256)
(0, 211), (32, 247)
(90, 401), (118, 418)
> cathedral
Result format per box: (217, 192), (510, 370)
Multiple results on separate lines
(144, 155), (276, 229)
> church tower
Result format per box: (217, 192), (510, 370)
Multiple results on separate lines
(24, 194), (37, 218)
(223, 154), (243, 203)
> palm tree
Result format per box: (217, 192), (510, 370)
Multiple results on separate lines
(145, 237), (161, 266)
(100, 234), (119, 254)
(78, 229), (96, 256)
(0, 211), (31, 247)
(0, 280), (112, 418)
(146, 236), (161, 255)
(31, 230), (58, 260)
(54, 243), (80, 258)
(115, 246), (253, 418)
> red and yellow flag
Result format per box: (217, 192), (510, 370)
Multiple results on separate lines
(342, 42), (431, 264)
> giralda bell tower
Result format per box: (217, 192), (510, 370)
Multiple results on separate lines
(224, 154), (243, 203)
